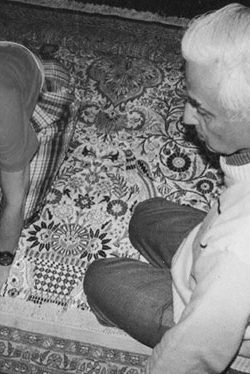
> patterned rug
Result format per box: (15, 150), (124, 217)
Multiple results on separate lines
(0, 2), (223, 373)
(0, 324), (148, 373)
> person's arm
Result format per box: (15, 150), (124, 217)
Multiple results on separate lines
(146, 249), (250, 374)
(0, 163), (30, 256)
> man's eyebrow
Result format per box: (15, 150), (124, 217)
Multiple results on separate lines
(186, 95), (202, 109)
(186, 95), (214, 116)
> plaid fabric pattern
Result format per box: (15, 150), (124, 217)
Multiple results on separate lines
(24, 60), (77, 227)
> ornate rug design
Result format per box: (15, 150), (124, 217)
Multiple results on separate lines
(0, 2), (223, 371)
(0, 324), (148, 373)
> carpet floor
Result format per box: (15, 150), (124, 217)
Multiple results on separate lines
(0, 2), (223, 373)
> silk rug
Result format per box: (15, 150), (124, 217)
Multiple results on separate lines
(0, 2), (223, 373)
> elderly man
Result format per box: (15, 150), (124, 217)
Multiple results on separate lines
(84, 3), (250, 373)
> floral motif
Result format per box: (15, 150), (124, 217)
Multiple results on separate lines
(196, 179), (214, 194)
(7, 288), (19, 297)
(51, 224), (89, 256)
(0, 342), (5, 354)
(95, 110), (128, 135)
(47, 353), (63, 368)
(107, 200), (128, 218)
(8, 274), (23, 289)
(166, 152), (192, 173)
(85, 208), (110, 230)
(27, 221), (59, 251)
(95, 180), (113, 197)
(80, 228), (111, 261)
(85, 171), (100, 185)
(46, 188), (62, 205)
(67, 176), (85, 192)
(53, 203), (74, 221)
(74, 194), (95, 209)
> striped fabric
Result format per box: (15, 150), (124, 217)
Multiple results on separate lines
(24, 60), (78, 227)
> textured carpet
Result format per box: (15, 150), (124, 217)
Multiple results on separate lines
(0, 2), (223, 373)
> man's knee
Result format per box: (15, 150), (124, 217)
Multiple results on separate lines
(84, 258), (121, 299)
(130, 197), (163, 230)
(129, 197), (174, 243)
(83, 259), (120, 327)
(84, 259), (105, 297)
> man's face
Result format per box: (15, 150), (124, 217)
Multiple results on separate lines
(183, 61), (250, 155)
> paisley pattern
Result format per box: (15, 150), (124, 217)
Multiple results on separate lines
(0, 4), (223, 371)
(88, 56), (163, 106)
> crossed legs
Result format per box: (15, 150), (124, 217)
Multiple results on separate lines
(84, 197), (206, 347)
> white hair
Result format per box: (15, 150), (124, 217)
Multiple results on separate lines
(182, 3), (250, 120)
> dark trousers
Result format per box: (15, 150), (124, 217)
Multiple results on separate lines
(84, 197), (245, 374)
(84, 198), (206, 346)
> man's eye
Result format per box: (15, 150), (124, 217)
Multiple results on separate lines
(197, 107), (211, 120)
(197, 107), (206, 115)
(185, 96), (198, 108)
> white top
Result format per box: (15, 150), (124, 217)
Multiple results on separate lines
(148, 157), (250, 373)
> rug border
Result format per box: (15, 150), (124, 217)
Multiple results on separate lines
(0, 296), (151, 355)
(7, 0), (189, 27)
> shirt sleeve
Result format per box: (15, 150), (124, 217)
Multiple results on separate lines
(0, 84), (38, 172)
(147, 249), (250, 374)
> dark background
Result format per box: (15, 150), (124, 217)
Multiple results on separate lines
(71, 0), (250, 18)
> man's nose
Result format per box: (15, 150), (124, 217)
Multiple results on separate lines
(183, 102), (199, 126)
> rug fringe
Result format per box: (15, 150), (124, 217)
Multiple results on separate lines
(25, 289), (74, 308)
(0, 296), (151, 354)
(9, 0), (189, 27)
